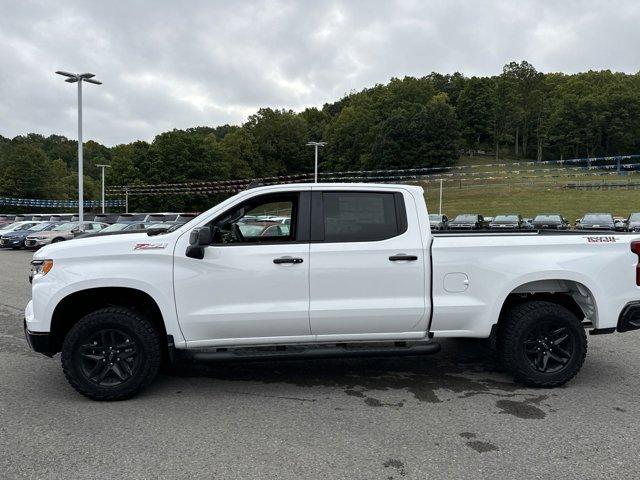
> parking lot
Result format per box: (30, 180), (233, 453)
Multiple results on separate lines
(1, 249), (639, 479)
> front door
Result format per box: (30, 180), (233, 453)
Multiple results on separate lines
(174, 191), (312, 347)
(309, 189), (428, 339)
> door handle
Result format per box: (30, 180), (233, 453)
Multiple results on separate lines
(389, 254), (418, 261)
(273, 256), (304, 264)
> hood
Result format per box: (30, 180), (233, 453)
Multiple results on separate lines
(26, 230), (71, 239)
(580, 220), (614, 226)
(1, 230), (31, 239)
(533, 220), (561, 225)
(34, 230), (180, 261)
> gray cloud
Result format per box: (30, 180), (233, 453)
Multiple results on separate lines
(1, 0), (639, 146)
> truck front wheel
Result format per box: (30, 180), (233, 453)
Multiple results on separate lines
(499, 300), (587, 387)
(61, 307), (162, 400)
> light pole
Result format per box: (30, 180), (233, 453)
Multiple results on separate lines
(96, 164), (111, 213)
(306, 141), (327, 183)
(55, 71), (102, 229)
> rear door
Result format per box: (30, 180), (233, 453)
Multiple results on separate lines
(309, 188), (429, 339)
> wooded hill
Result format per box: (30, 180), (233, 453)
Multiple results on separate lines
(2, 61), (640, 211)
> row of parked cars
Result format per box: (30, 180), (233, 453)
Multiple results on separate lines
(429, 213), (640, 231)
(0, 212), (196, 250)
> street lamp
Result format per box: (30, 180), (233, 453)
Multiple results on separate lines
(95, 164), (111, 213)
(306, 141), (327, 183)
(56, 70), (102, 229)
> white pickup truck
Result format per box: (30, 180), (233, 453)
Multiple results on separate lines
(25, 183), (640, 400)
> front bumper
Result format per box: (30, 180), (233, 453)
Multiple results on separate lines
(449, 224), (476, 230)
(23, 319), (55, 357)
(24, 238), (49, 249)
(0, 237), (23, 248)
(618, 302), (640, 333)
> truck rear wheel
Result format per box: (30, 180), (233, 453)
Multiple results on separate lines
(61, 307), (161, 400)
(499, 300), (587, 387)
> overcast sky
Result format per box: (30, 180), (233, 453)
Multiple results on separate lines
(1, 0), (639, 146)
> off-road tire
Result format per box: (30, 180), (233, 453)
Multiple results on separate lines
(61, 307), (161, 400)
(499, 300), (587, 387)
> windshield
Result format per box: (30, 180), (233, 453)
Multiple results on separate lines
(582, 214), (613, 223)
(629, 213), (640, 221)
(428, 214), (442, 221)
(52, 222), (77, 231)
(28, 223), (56, 232)
(100, 223), (130, 233)
(454, 214), (478, 222)
(14, 223), (37, 231)
(534, 215), (561, 222)
(238, 224), (267, 236)
(1, 222), (22, 230)
(494, 215), (518, 222)
(145, 223), (172, 230)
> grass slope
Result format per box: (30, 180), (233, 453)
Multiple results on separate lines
(420, 156), (640, 221)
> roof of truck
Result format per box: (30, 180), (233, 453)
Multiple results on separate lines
(247, 183), (424, 194)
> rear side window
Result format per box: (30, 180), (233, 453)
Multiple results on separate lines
(321, 192), (405, 242)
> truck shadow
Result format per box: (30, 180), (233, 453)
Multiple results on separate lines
(163, 339), (532, 405)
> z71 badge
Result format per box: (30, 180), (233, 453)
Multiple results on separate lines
(134, 242), (167, 250)
(584, 236), (617, 243)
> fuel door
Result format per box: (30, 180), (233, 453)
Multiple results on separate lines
(443, 272), (469, 293)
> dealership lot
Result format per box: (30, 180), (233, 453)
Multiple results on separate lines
(1, 250), (639, 479)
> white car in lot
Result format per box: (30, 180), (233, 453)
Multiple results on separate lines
(0, 220), (42, 237)
(24, 183), (640, 400)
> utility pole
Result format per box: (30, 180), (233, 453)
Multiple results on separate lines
(306, 141), (327, 183)
(125, 188), (129, 214)
(96, 164), (111, 213)
(439, 178), (443, 216)
(55, 71), (102, 230)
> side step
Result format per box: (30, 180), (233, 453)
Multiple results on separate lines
(184, 341), (441, 363)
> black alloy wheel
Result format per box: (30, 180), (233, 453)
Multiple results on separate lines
(61, 307), (161, 400)
(78, 329), (140, 386)
(522, 321), (574, 374)
(499, 300), (587, 387)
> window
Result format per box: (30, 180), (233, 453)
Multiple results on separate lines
(494, 215), (519, 222)
(212, 193), (297, 244)
(322, 192), (403, 242)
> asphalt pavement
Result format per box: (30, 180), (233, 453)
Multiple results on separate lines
(0, 248), (638, 479)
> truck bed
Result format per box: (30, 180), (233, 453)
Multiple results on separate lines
(433, 230), (637, 236)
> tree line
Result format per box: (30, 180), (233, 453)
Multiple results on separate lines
(2, 61), (640, 211)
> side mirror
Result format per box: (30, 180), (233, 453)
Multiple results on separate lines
(186, 226), (212, 259)
(189, 226), (212, 246)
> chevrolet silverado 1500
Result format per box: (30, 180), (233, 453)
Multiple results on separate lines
(24, 183), (640, 400)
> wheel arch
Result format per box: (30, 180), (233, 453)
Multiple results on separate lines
(496, 279), (597, 331)
(49, 287), (168, 354)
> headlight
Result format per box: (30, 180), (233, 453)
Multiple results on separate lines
(30, 259), (53, 282)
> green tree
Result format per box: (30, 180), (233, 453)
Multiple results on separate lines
(457, 77), (495, 152)
(244, 108), (309, 176)
(214, 127), (256, 179)
(0, 144), (52, 198)
(324, 104), (378, 170)
(370, 98), (460, 169)
(501, 61), (545, 158)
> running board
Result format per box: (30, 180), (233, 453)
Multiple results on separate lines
(183, 341), (441, 363)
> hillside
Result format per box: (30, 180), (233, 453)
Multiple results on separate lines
(420, 155), (640, 220)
